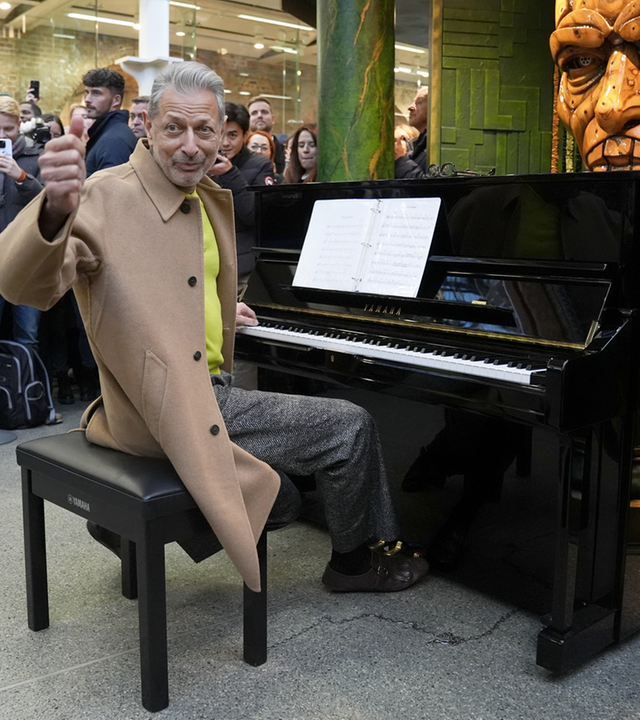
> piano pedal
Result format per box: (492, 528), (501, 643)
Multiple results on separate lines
(369, 538), (426, 559)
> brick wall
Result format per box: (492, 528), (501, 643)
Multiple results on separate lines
(0, 25), (317, 135)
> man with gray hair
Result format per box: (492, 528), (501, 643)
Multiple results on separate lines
(0, 61), (428, 594)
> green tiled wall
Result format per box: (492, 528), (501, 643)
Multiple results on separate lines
(439, 0), (555, 174)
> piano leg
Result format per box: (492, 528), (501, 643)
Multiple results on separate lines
(537, 419), (633, 672)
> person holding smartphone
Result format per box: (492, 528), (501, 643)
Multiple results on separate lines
(0, 96), (43, 350)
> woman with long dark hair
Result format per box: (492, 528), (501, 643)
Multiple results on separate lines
(284, 124), (317, 183)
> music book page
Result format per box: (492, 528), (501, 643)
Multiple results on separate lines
(292, 197), (441, 297)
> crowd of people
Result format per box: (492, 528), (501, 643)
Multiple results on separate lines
(0, 68), (323, 409)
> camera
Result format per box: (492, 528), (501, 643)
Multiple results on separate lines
(0, 138), (12, 157)
(21, 117), (51, 145)
(32, 123), (51, 144)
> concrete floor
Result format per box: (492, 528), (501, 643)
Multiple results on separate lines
(1, 398), (640, 719)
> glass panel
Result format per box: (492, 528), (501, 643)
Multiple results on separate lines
(432, 276), (608, 345)
(1, 0), (139, 123)
(394, 2), (431, 139)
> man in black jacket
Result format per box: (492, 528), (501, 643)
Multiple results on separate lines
(395, 87), (428, 179)
(83, 67), (136, 177)
(209, 102), (277, 390)
(209, 102), (276, 286)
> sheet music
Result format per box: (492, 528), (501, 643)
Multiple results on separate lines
(292, 200), (377, 292)
(293, 197), (441, 297)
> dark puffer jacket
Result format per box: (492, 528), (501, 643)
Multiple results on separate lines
(395, 129), (428, 179)
(215, 145), (278, 280)
(85, 110), (137, 177)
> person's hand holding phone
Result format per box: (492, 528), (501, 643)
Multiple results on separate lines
(0, 139), (23, 181)
(26, 80), (40, 103)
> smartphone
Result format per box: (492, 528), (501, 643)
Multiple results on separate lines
(0, 139), (12, 158)
(30, 80), (40, 99)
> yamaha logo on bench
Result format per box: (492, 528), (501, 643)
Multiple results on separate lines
(67, 494), (90, 512)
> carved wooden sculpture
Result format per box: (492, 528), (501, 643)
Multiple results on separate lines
(551, 0), (640, 171)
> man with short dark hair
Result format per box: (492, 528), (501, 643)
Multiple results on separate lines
(210, 102), (276, 284)
(247, 96), (285, 173)
(82, 67), (136, 176)
(129, 95), (149, 140)
(19, 101), (41, 124)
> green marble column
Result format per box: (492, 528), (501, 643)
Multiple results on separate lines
(317, 0), (395, 182)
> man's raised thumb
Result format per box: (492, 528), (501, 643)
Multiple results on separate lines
(68, 114), (85, 139)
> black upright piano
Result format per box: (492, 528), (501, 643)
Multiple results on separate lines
(234, 173), (640, 672)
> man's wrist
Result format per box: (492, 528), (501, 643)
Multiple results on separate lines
(38, 197), (72, 242)
(15, 169), (27, 184)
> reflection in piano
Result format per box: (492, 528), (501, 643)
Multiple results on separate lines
(235, 174), (640, 673)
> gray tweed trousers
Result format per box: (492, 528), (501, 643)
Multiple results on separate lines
(212, 370), (399, 552)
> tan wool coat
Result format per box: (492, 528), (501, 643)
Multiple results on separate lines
(0, 141), (280, 591)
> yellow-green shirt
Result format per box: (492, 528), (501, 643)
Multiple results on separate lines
(186, 190), (225, 374)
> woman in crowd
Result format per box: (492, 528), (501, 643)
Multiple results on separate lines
(394, 123), (420, 156)
(41, 113), (64, 140)
(246, 129), (275, 165)
(284, 124), (317, 184)
(246, 129), (283, 182)
(284, 134), (294, 169)
(67, 103), (92, 142)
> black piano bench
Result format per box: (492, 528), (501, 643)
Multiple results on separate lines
(16, 431), (267, 713)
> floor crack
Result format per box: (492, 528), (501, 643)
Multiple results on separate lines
(269, 607), (521, 649)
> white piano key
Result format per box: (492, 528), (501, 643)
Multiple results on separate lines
(236, 324), (545, 386)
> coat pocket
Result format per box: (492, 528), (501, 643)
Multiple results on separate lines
(141, 350), (168, 440)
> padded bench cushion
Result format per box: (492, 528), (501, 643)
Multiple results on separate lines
(17, 432), (198, 516)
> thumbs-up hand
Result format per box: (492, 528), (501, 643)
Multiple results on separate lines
(38, 113), (87, 226)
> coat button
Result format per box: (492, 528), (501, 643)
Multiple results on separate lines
(210, 424), (220, 435)
(188, 276), (197, 286)
(193, 351), (202, 361)
(180, 202), (191, 214)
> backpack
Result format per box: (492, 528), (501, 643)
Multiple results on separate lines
(0, 341), (56, 429)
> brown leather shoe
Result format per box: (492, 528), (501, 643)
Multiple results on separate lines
(322, 552), (429, 592)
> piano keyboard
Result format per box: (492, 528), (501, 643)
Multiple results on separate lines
(236, 323), (546, 386)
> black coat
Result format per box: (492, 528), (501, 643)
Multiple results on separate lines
(272, 134), (285, 174)
(215, 146), (278, 280)
(85, 110), (137, 177)
(394, 129), (428, 179)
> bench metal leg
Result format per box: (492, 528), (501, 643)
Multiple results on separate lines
(137, 524), (168, 712)
(22, 468), (49, 631)
(243, 530), (267, 666)
(121, 538), (138, 600)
